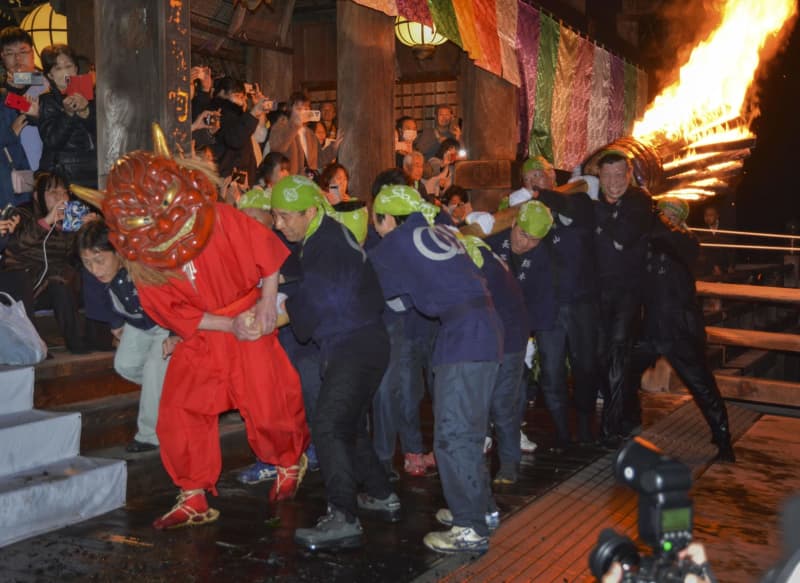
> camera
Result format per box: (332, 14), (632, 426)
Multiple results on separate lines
(203, 112), (220, 126)
(62, 200), (90, 232)
(589, 438), (705, 582)
(0, 203), (17, 221)
(301, 110), (321, 123)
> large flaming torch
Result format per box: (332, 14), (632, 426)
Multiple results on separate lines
(583, 0), (798, 200)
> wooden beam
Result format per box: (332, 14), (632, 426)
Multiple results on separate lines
(715, 374), (800, 407)
(706, 326), (800, 353)
(696, 281), (800, 304)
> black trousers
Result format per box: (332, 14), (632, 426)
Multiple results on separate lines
(630, 317), (731, 442)
(597, 288), (642, 438)
(314, 324), (392, 518)
(535, 300), (600, 443)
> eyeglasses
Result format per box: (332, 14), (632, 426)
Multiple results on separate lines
(2, 48), (33, 59)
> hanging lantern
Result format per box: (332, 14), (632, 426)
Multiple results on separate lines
(394, 16), (447, 60)
(20, 3), (68, 69)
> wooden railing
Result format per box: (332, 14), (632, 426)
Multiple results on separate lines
(697, 281), (800, 407)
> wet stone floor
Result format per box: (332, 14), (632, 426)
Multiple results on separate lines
(0, 396), (656, 583)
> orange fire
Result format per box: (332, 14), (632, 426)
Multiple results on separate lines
(633, 0), (797, 146)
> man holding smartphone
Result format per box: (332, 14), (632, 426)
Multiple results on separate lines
(0, 27), (45, 208)
(268, 92), (320, 176)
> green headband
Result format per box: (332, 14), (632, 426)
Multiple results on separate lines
(521, 156), (554, 174)
(457, 232), (491, 269)
(272, 175), (336, 240)
(517, 200), (554, 238)
(373, 184), (438, 225)
(333, 200), (369, 245)
(238, 187), (271, 211)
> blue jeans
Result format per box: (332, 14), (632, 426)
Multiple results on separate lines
(490, 350), (525, 466)
(433, 361), (498, 536)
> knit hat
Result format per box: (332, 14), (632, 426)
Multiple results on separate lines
(517, 200), (554, 239)
(373, 184), (439, 225)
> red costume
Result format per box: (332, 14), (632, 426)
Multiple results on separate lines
(138, 203), (309, 494)
(71, 125), (310, 529)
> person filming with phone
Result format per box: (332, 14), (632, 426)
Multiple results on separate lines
(0, 27), (46, 208)
(37, 44), (98, 188)
(268, 91), (319, 177)
(210, 76), (271, 185)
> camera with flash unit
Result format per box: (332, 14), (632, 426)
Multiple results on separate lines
(589, 437), (710, 582)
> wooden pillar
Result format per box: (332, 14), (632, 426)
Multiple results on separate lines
(458, 54), (518, 161)
(94, 0), (191, 185)
(336, 0), (395, 200)
(64, 0), (94, 68)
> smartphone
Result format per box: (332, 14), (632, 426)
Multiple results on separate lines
(232, 170), (248, 185)
(4, 92), (30, 113)
(65, 74), (94, 100)
(62, 200), (89, 232)
(0, 203), (17, 220)
(302, 110), (321, 123)
(12, 71), (44, 86)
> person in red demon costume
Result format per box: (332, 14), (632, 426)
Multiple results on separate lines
(74, 124), (310, 529)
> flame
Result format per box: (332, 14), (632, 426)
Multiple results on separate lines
(633, 0), (797, 146)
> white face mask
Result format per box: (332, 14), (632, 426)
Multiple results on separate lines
(402, 129), (418, 142)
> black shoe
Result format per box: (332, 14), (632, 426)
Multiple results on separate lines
(294, 506), (363, 551)
(382, 461), (400, 483)
(126, 439), (159, 453)
(357, 492), (402, 523)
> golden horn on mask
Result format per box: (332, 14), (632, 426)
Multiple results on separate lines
(152, 122), (171, 159)
(71, 184), (106, 209)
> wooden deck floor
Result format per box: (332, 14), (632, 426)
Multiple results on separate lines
(428, 400), (800, 583)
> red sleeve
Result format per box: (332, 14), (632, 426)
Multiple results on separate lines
(138, 280), (205, 340)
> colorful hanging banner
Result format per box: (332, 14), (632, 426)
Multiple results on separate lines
(350, 0), (648, 169)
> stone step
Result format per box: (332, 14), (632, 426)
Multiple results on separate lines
(0, 456), (127, 548)
(0, 367), (34, 414)
(0, 409), (81, 475)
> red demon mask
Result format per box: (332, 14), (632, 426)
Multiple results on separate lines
(73, 125), (218, 270)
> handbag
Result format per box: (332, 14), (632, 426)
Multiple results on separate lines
(0, 291), (47, 365)
(3, 147), (35, 194)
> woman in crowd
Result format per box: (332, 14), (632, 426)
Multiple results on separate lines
(440, 185), (472, 227)
(0, 171), (97, 353)
(319, 162), (352, 205)
(37, 44), (97, 188)
(424, 138), (460, 198)
(311, 121), (338, 171)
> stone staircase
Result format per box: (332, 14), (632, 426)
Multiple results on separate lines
(0, 366), (127, 547)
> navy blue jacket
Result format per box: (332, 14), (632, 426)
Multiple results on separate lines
(477, 246), (528, 354)
(107, 268), (158, 331)
(285, 215), (385, 355)
(369, 212), (502, 366)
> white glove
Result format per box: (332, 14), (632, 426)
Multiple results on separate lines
(524, 337), (536, 369)
(276, 292), (288, 315)
(569, 175), (600, 200)
(466, 211), (495, 235)
(508, 187), (533, 207)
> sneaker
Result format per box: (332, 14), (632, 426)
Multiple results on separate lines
(306, 443), (320, 472)
(435, 508), (499, 531)
(294, 506), (363, 551)
(421, 451), (436, 468)
(269, 454), (308, 502)
(423, 526), (489, 554)
(357, 492), (402, 523)
(520, 431), (537, 453)
(404, 452), (427, 477)
(152, 489), (219, 530)
(237, 460), (277, 485)
(492, 464), (517, 485)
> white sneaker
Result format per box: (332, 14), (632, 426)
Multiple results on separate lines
(520, 431), (538, 453)
(423, 526), (489, 553)
(435, 508), (500, 531)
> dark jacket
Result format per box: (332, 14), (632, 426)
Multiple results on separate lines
(642, 216), (704, 343)
(593, 186), (653, 292)
(210, 97), (259, 183)
(38, 87), (97, 187)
